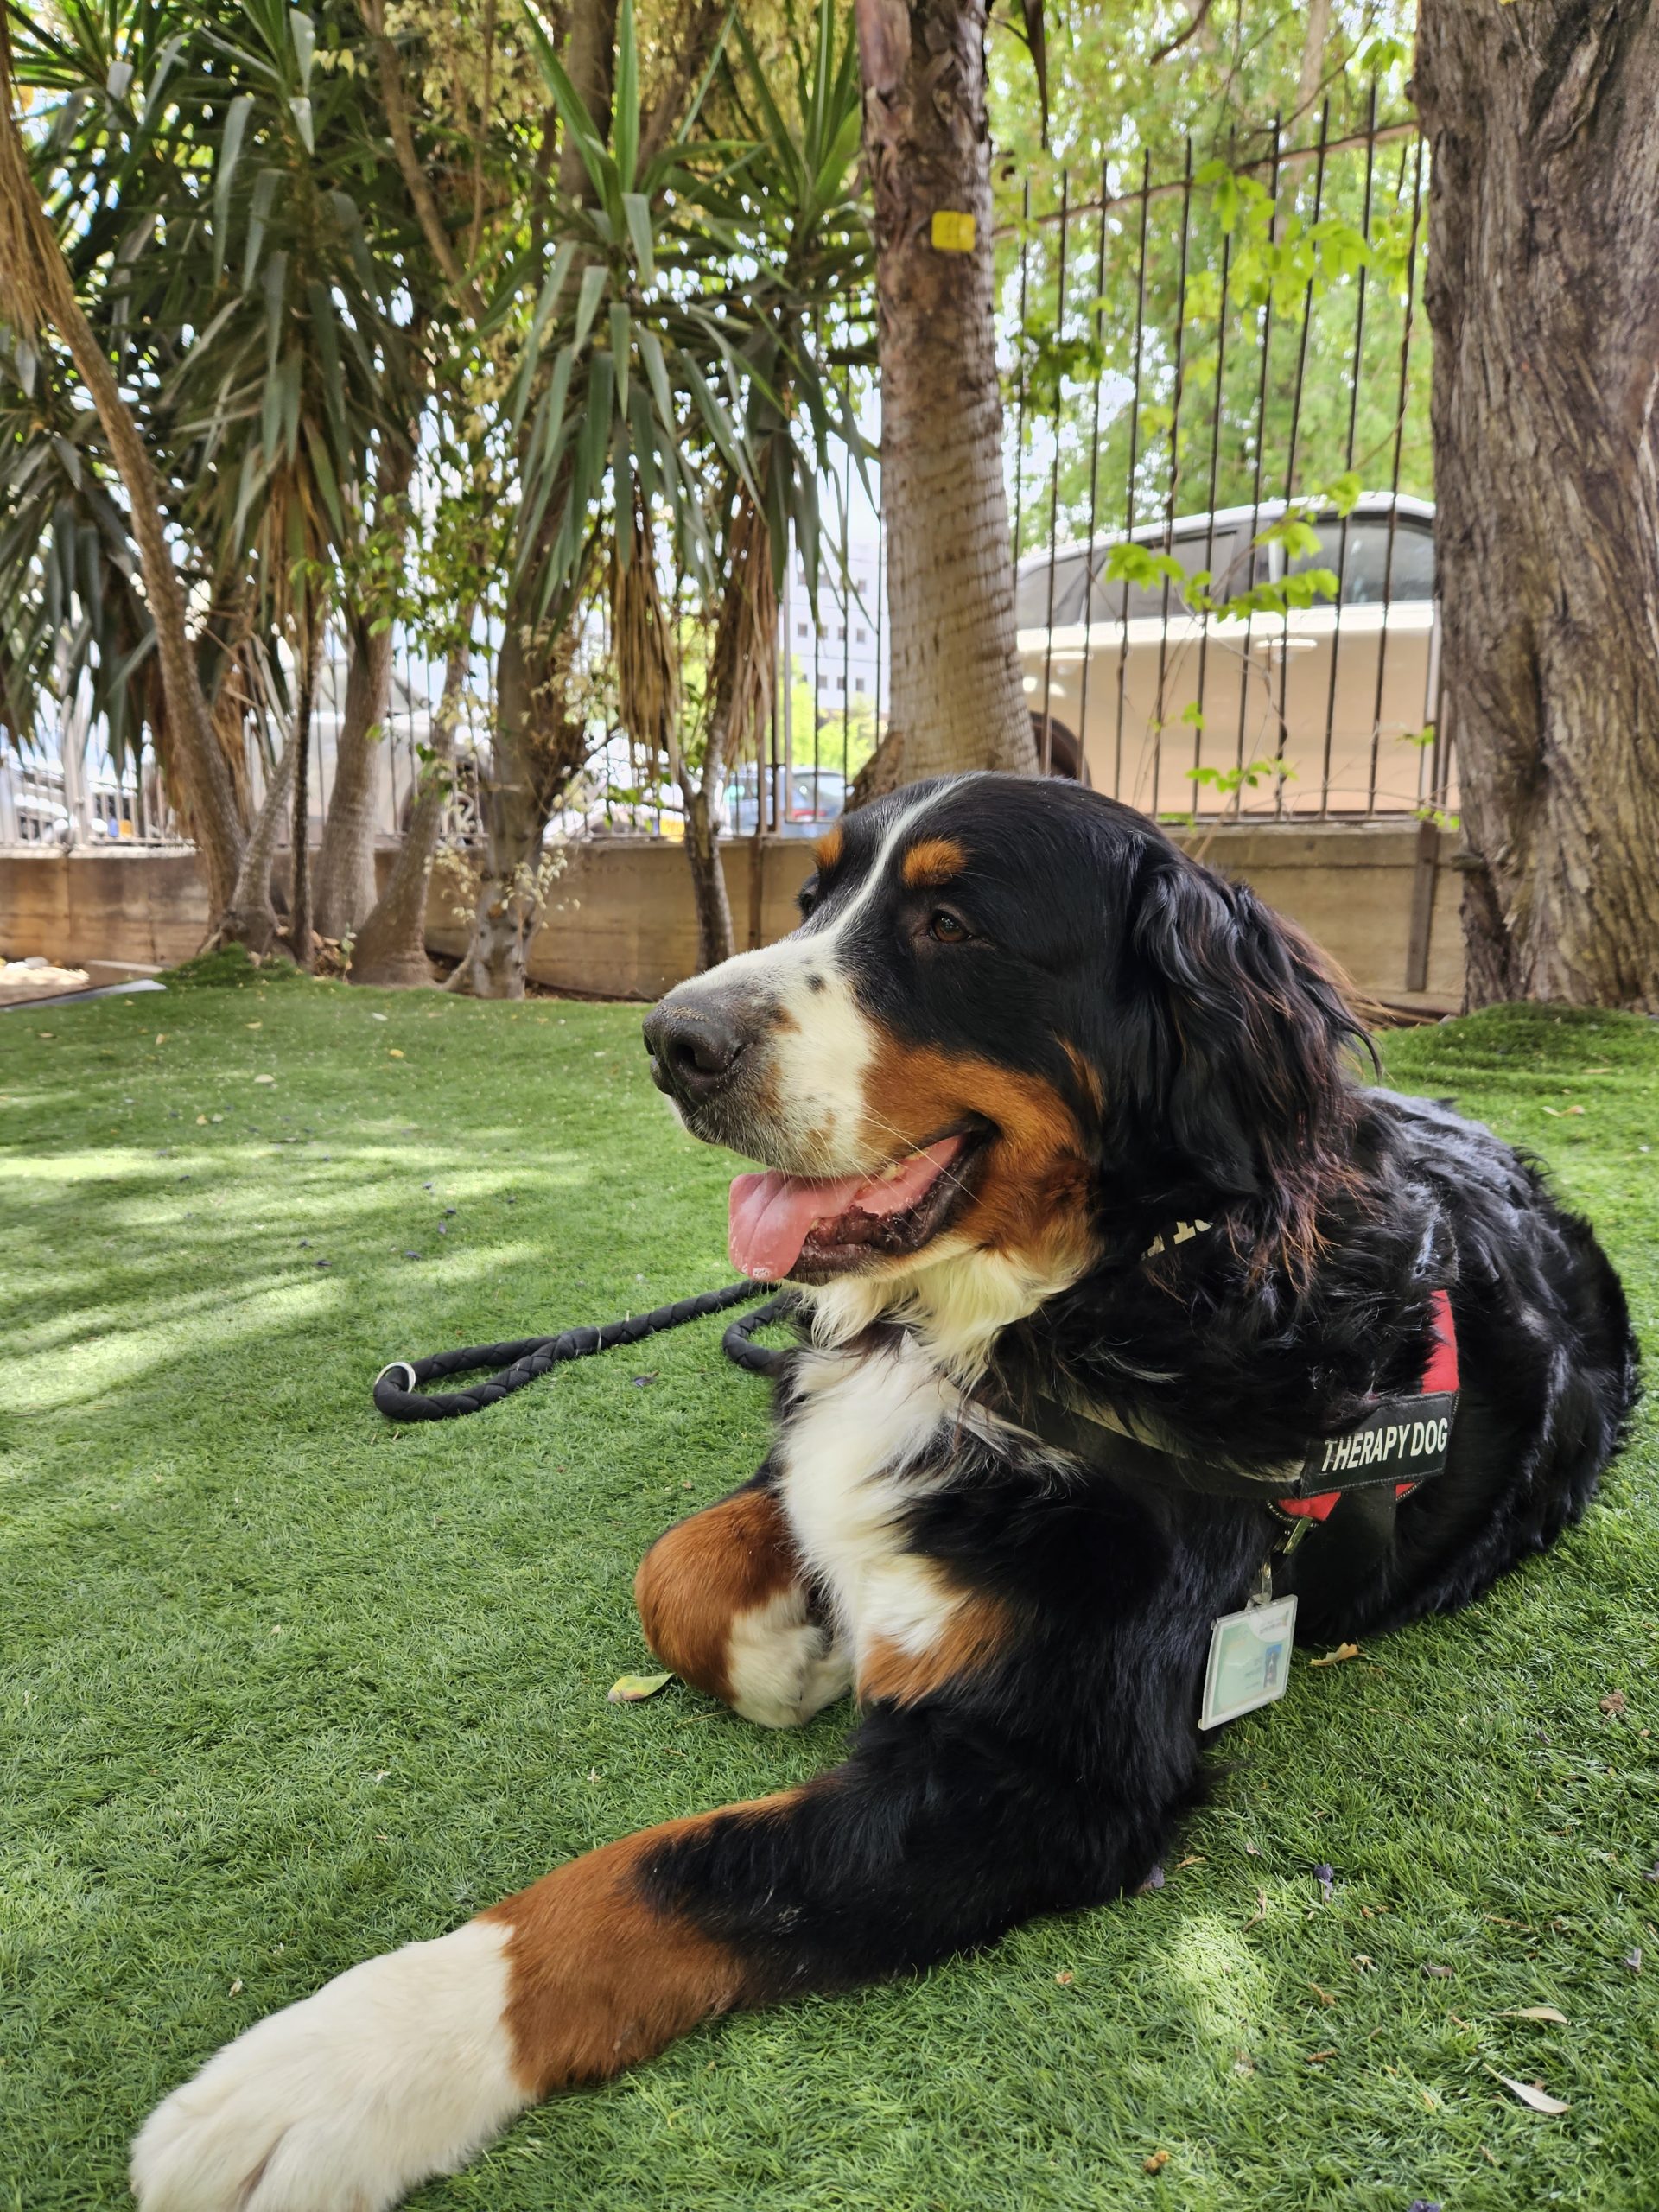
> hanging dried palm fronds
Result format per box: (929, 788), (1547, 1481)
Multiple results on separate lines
(611, 490), (681, 774)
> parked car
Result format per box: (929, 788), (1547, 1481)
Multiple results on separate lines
(722, 766), (847, 837)
(1015, 492), (1442, 817)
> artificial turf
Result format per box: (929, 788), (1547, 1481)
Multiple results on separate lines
(3, 963), (1656, 2212)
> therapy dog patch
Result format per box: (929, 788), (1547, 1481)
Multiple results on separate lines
(1287, 1389), (1458, 1497)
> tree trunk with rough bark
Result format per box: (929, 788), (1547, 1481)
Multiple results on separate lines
(1415, 0), (1659, 1013)
(312, 609), (395, 942)
(219, 737), (297, 957)
(285, 622), (323, 970)
(855, 0), (1037, 789)
(313, 440), (416, 943)
(446, 622), (587, 997)
(0, 14), (245, 920)
(350, 617), (474, 987)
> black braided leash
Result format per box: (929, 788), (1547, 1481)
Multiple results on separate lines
(372, 1285), (800, 1421)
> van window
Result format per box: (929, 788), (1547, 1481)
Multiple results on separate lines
(1015, 551), (1090, 627)
(1090, 526), (1244, 621)
(1285, 516), (1435, 605)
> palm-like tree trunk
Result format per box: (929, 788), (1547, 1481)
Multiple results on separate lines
(0, 14), (245, 918)
(312, 607), (395, 941)
(350, 611), (476, 987)
(854, 0), (1036, 790)
(1415, 0), (1659, 1011)
(314, 440), (416, 943)
(220, 737), (297, 957)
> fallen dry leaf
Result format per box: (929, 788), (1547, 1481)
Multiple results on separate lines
(1309, 1643), (1361, 1668)
(253, 1073), (275, 1084)
(1245, 1887), (1269, 1928)
(1055, 1969), (1075, 1986)
(607, 1672), (672, 1704)
(1308, 1981), (1336, 2006)
(1177, 1853), (1206, 1869)
(1498, 2006), (1568, 2024)
(1354, 1954), (1376, 1970)
(1599, 1690), (1628, 1715)
(1423, 1962), (1455, 1979)
(1484, 2065), (1570, 2114)
(388, 1048), (405, 1058)
(1143, 2151), (1170, 2175)
(1306, 2049), (1336, 2065)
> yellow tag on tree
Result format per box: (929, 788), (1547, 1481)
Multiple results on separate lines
(931, 209), (976, 253)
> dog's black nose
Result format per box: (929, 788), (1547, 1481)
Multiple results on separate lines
(642, 1001), (747, 1106)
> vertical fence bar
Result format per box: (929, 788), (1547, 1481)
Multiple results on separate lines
(1075, 156), (1111, 784)
(1233, 118), (1281, 815)
(1012, 181), (1031, 563)
(1150, 137), (1194, 819)
(842, 432), (852, 788)
(1039, 170), (1071, 778)
(1321, 83), (1378, 818)
(1368, 129), (1427, 811)
(1274, 100), (1329, 810)
(1193, 203), (1231, 808)
(874, 502), (884, 771)
(1113, 149), (1152, 803)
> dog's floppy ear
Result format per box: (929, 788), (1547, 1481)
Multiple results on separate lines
(1123, 852), (1368, 1224)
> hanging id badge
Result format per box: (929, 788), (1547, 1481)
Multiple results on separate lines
(1199, 1567), (1297, 1731)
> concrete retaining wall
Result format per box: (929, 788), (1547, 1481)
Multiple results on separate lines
(0, 817), (1464, 1007)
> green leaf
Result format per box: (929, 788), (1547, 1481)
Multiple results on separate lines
(289, 96), (314, 155)
(608, 302), (631, 416)
(613, 0), (639, 190)
(572, 263), (608, 356)
(213, 94), (253, 281)
(607, 1672), (673, 1704)
(621, 194), (655, 286)
(289, 9), (315, 90)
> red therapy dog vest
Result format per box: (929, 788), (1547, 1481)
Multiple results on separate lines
(1277, 1287), (1460, 1525)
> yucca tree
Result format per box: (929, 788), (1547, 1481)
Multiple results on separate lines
(0, 0), (247, 912)
(511, 0), (872, 968)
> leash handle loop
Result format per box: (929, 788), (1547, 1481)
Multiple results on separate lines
(372, 1284), (799, 1422)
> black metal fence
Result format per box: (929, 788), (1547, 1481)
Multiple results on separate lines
(1005, 96), (1445, 823)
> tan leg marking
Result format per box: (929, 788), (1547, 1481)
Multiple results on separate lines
(635, 1487), (849, 1726)
(485, 1798), (796, 2095)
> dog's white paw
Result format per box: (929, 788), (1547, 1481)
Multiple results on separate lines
(131, 1920), (528, 2212)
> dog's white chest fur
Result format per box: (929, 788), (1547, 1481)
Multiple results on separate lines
(775, 1334), (964, 1662)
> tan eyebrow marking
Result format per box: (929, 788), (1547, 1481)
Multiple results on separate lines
(812, 825), (844, 871)
(900, 837), (967, 889)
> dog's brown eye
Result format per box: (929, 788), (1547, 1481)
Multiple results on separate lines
(927, 909), (969, 944)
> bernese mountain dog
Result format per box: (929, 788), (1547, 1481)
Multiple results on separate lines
(134, 773), (1637, 2212)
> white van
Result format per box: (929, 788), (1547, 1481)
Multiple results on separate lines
(1015, 493), (1443, 817)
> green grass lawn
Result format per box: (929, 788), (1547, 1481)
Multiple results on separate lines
(3, 967), (1657, 2212)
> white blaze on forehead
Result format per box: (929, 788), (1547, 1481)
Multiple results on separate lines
(665, 791), (944, 1175)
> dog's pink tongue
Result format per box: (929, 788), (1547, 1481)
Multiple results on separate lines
(728, 1137), (965, 1281)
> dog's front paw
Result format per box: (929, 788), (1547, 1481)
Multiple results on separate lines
(131, 1920), (528, 2212)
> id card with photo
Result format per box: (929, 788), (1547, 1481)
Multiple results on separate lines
(1199, 1594), (1298, 1730)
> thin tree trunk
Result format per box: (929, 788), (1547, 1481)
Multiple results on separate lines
(313, 611), (395, 941)
(285, 620), (324, 970)
(350, 614), (475, 987)
(854, 0), (1037, 789)
(313, 439), (416, 943)
(0, 15), (245, 918)
(1415, 0), (1659, 1012)
(681, 785), (735, 970)
(219, 738), (298, 957)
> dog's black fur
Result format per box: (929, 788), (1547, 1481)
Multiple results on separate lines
(640, 774), (1637, 1999)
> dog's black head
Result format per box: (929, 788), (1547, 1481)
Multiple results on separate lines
(644, 774), (1367, 1360)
